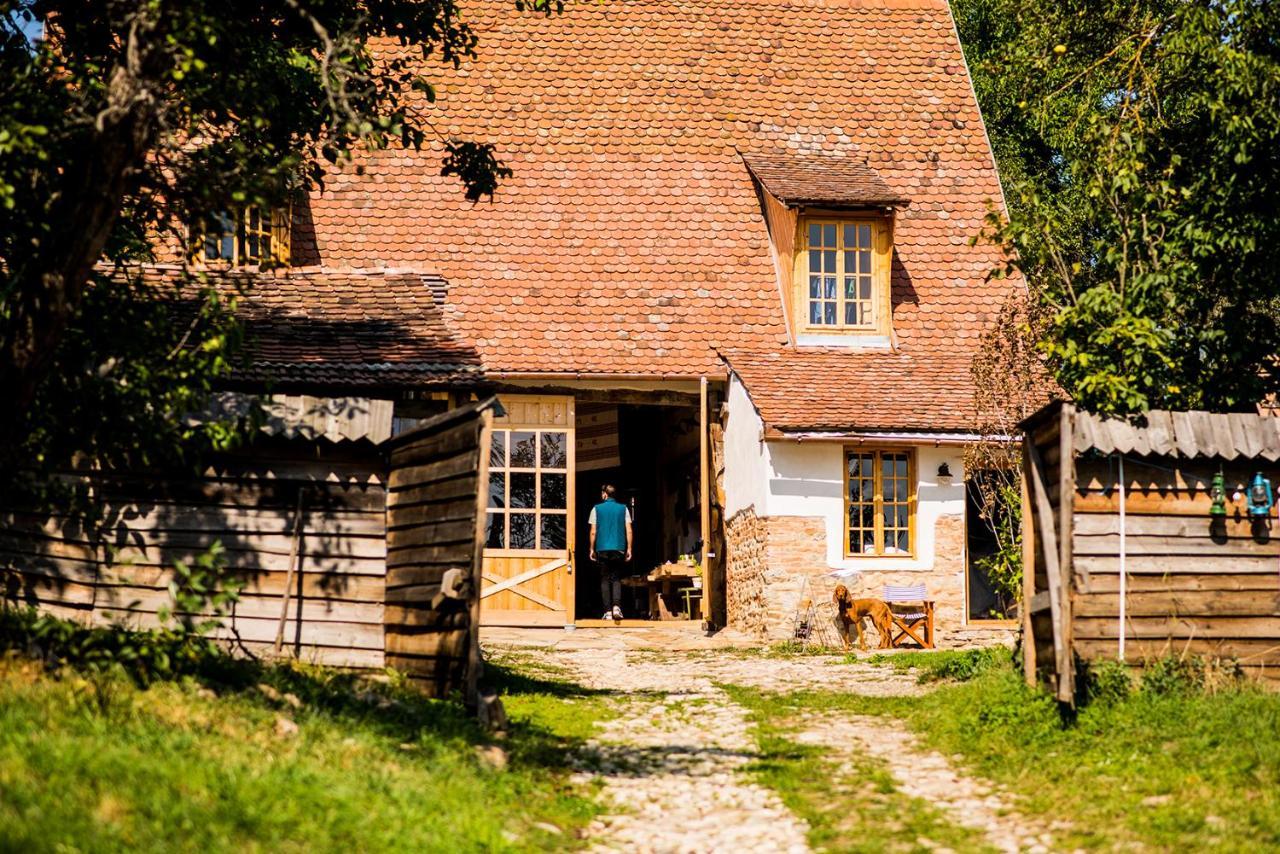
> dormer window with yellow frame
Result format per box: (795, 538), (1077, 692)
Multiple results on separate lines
(794, 217), (892, 337)
(193, 206), (290, 267)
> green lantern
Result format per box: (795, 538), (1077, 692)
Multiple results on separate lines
(1210, 470), (1228, 517)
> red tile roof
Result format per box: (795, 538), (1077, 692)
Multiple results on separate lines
(301, 0), (1009, 391)
(128, 265), (480, 390)
(723, 347), (979, 433)
(741, 151), (907, 207)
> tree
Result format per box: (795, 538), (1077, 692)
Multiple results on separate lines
(0, 0), (552, 486)
(955, 0), (1280, 417)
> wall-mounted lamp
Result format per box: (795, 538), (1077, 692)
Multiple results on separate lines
(1209, 470), (1227, 517)
(936, 462), (954, 486)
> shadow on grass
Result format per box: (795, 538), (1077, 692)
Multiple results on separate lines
(0, 607), (605, 777)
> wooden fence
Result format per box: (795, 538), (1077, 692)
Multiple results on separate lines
(1022, 403), (1280, 701)
(1, 397), (496, 701)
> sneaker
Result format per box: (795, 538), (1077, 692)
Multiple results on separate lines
(612, 605), (623, 620)
(602, 610), (613, 620)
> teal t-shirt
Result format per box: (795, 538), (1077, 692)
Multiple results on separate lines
(589, 499), (630, 552)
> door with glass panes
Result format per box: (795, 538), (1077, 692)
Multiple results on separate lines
(479, 395), (576, 626)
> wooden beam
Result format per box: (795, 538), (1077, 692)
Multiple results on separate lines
(478, 558), (568, 599)
(1026, 436), (1070, 702)
(466, 410), (493, 707)
(1021, 465), (1037, 687)
(1057, 402), (1076, 700)
(699, 376), (712, 630)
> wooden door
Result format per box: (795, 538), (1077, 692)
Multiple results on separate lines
(480, 395), (576, 626)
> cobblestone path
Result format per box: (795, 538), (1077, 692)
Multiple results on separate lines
(499, 645), (1057, 853)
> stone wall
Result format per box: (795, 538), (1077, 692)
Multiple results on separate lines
(754, 514), (1014, 649)
(724, 506), (769, 636)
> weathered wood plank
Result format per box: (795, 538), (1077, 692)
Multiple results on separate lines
(1075, 513), (1273, 539)
(1, 527), (387, 560)
(385, 520), (475, 549)
(1078, 570), (1280, 592)
(388, 423), (478, 468)
(384, 500), (478, 530)
(1075, 555), (1279, 575)
(1074, 615), (1280, 640)
(387, 450), (478, 491)
(1073, 533), (1280, 557)
(1074, 637), (1280, 664)
(384, 629), (468, 657)
(384, 542), (473, 570)
(1074, 589), (1280, 618)
(236, 640), (384, 670)
(384, 475), (475, 509)
(90, 586), (385, 624)
(89, 609), (385, 648)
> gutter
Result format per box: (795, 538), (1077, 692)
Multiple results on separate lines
(768, 429), (1017, 446)
(485, 370), (728, 383)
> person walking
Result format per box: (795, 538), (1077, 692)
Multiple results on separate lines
(589, 483), (632, 620)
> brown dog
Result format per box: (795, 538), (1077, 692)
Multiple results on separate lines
(832, 584), (894, 651)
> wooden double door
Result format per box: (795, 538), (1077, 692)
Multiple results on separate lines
(479, 396), (577, 626)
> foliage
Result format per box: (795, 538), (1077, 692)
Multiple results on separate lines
(157, 540), (245, 636)
(956, 0), (1280, 416)
(0, 0), (557, 486)
(865, 646), (1011, 683)
(0, 628), (600, 851)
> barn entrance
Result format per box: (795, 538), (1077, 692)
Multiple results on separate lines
(478, 391), (714, 628)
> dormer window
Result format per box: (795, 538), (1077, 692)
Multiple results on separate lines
(193, 206), (290, 266)
(803, 220), (877, 329)
(794, 215), (891, 336)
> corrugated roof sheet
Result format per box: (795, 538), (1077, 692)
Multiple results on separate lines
(1073, 409), (1280, 461)
(202, 393), (394, 444)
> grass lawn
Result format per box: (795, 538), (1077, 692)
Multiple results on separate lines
(728, 650), (1280, 851)
(0, 647), (611, 852)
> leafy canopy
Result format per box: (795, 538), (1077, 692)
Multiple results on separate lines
(0, 0), (553, 488)
(956, 0), (1280, 416)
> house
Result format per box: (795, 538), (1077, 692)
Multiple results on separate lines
(61, 0), (1015, 645)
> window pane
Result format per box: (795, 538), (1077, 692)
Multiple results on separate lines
(823, 276), (836, 299)
(810, 302), (822, 324)
(490, 431), (507, 468)
(540, 514), (566, 549)
(809, 277), (822, 299)
(541, 473), (566, 509)
(858, 225), (872, 246)
(898, 505), (910, 528)
(860, 250), (872, 273)
(842, 223), (856, 246)
(895, 530), (910, 552)
(510, 473), (536, 509)
(844, 302), (859, 326)
(509, 513), (536, 549)
(860, 276), (872, 300)
(220, 234), (234, 260)
(823, 303), (836, 325)
(510, 431), (536, 468)
(823, 224), (836, 246)
(808, 223), (821, 245)
(808, 249), (821, 273)
(541, 432), (567, 468)
(824, 250), (836, 272)
(488, 471), (506, 508)
(485, 513), (504, 549)
(896, 456), (908, 476)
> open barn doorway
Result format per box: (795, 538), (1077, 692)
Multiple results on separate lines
(574, 402), (705, 625)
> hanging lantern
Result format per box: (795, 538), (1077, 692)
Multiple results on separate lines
(1247, 472), (1274, 518)
(1209, 470), (1228, 517)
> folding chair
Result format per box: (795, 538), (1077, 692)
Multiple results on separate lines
(882, 583), (935, 649)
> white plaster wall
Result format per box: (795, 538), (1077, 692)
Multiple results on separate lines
(724, 374), (772, 516)
(766, 441), (966, 572)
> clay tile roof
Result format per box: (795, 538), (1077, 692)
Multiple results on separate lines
(722, 346), (979, 433)
(741, 151), (907, 207)
(125, 265), (481, 390)
(301, 0), (1007, 379)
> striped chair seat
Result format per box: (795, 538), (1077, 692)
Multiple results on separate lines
(883, 584), (927, 618)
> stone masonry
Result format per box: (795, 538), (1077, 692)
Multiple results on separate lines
(725, 506), (769, 636)
(750, 514), (1015, 648)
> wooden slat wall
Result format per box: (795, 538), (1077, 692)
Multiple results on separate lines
(384, 403), (492, 700)
(0, 439), (388, 670)
(1072, 457), (1280, 683)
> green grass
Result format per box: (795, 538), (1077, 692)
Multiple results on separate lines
(862, 647), (1009, 682)
(724, 652), (1280, 851)
(724, 682), (995, 853)
(0, 650), (608, 852)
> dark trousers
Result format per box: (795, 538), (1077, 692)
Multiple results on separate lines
(597, 550), (626, 611)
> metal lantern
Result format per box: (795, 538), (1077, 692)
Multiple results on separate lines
(1209, 470), (1228, 517)
(1247, 472), (1274, 518)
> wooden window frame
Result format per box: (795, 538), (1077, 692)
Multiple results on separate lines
(793, 213), (893, 336)
(192, 205), (291, 267)
(843, 446), (917, 558)
(485, 427), (570, 552)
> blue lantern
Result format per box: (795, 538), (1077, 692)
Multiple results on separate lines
(1247, 472), (1274, 518)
